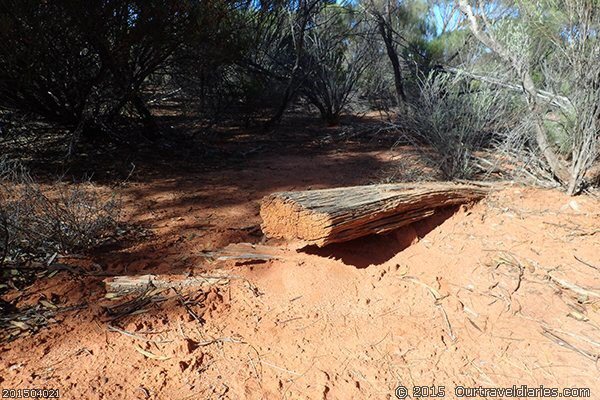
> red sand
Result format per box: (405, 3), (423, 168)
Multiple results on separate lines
(2, 143), (600, 399)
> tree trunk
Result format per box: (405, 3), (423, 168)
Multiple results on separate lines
(266, 0), (320, 127)
(378, 19), (406, 103)
(132, 95), (159, 141)
(260, 182), (489, 246)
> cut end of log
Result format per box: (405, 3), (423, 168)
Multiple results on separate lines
(260, 182), (489, 246)
(260, 196), (333, 244)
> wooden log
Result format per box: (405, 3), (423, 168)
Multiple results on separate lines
(260, 182), (489, 246)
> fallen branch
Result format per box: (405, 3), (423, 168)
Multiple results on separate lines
(104, 271), (232, 296)
(541, 327), (598, 362)
(548, 274), (600, 299)
(200, 243), (288, 263)
(574, 255), (600, 272)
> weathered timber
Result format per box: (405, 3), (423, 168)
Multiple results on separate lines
(260, 182), (489, 246)
(104, 271), (231, 296)
(200, 243), (288, 262)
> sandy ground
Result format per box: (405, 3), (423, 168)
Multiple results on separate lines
(1, 126), (600, 399)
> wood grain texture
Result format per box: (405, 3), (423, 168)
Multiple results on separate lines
(200, 243), (288, 262)
(104, 272), (231, 295)
(260, 182), (489, 246)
